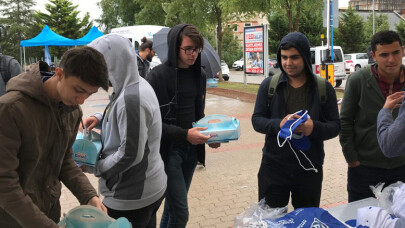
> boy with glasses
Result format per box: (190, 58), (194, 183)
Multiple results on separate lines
(147, 24), (220, 228)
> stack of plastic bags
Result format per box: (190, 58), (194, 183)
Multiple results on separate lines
(355, 181), (405, 228)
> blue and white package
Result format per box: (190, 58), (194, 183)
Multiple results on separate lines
(273, 207), (348, 228)
(72, 130), (102, 166)
(206, 78), (218, 88)
(193, 114), (240, 143)
(278, 110), (310, 151)
(58, 205), (131, 228)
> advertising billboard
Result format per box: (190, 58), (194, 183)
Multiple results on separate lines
(244, 26), (264, 74)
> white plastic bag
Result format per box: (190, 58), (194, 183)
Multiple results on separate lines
(371, 181), (405, 217)
(234, 199), (287, 228)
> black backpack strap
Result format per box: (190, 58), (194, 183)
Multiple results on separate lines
(316, 76), (327, 105)
(267, 73), (281, 107)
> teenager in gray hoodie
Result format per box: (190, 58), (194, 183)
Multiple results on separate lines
(84, 34), (167, 227)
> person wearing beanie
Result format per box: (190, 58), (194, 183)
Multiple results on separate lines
(252, 32), (340, 209)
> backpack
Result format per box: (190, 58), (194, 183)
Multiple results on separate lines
(267, 73), (327, 106)
(0, 54), (19, 83)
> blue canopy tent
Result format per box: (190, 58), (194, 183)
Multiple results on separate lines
(75, 26), (104, 45)
(19, 25), (77, 68)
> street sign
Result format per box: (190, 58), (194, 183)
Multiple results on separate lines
(323, 0), (339, 28)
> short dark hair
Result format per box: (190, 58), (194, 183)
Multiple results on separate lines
(280, 43), (295, 50)
(177, 25), (204, 52)
(138, 37), (153, 51)
(371, 30), (402, 53)
(59, 46), (109, 91)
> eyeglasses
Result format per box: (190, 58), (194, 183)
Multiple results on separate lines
(180, 47), (202, 55)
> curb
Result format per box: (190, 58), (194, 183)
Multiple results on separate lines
(207, 87), (345, 103)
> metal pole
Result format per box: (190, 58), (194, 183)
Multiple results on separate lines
(326, 0), (330, 48)
(330, 0), (334, 61)
(373, 0), (375, 34)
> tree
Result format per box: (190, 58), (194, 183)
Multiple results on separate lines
(0, 0), (35, 62)
(396, 20), (405, 45)
(221, 26), (242, 67)
(336, 7), (366, 53)
(267, 12), (289, 54)
(35, 0), (93, 58)
(364, 13), (389, 42)
(298, 1), (325, 47)
(97, 0), (141, 33)
(134, 0), (167, 26)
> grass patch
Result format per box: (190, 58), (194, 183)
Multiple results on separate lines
(217, 81), (344, 99)
(217, 81), (260, 94)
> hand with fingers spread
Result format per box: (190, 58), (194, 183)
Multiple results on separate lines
(187, 127), (210, 145)
(82, 117), (99, 132)
(383, 91), (405, 110)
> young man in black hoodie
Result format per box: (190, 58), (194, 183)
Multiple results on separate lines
(251, 32), (340, 209)
(147, 24), (220, 227)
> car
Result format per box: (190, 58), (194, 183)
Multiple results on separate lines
(232, 58), (243, 71)
(311, 46), (346, 87)
(268, 58), (277, 67)
(214, 60), (230, 81)
(344, 53), (369, 74)
(268, 61), (281, 76)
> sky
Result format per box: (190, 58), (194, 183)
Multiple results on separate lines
(34, 0), (351, 23)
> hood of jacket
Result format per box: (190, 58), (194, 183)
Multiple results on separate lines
(88, 34), (139, 97)
(6, 62), (51, 106)
(165, 24), (202, 71)
(277, 32), (315, 78)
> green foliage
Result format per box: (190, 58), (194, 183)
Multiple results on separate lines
(268, 12), (288, 54)
(396, 21), (405, 45)
(97, 0), (141, 33)
(336, 7), (367, 53)
(221, 27), (242, 67)
(134, 0), (167, 26)
(364, 13), (390, 42)
(0, 0), (35, 62)
(35, 0), (93, 58)
(96, 0), (120, 32)
(298, 1), (325, 47)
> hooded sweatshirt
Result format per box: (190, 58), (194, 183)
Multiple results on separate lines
(146, 24), (207, 164)
(252, 32), (340, 173)
(88, 34), (167, 210)
(0, 62), (97, 227)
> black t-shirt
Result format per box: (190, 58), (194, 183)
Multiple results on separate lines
(177, 67), (197, 129)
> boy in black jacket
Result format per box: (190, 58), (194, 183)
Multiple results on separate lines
(251, 32), (340, 209)
(147, 24), (220, 227)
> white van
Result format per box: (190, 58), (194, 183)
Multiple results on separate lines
(310, 46), (346, 87)
(110, 25), (168, 49)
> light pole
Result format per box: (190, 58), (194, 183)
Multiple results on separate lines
(373, 0), (375, 35)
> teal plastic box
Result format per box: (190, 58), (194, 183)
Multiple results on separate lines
(193, 114), (241, 143)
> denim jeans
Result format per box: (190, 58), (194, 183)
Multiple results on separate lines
(160, 143), (198, 228)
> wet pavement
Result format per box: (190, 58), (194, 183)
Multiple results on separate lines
(60, 87), (348, 227)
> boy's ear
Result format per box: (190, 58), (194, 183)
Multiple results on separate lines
(55, 67), (64, 80)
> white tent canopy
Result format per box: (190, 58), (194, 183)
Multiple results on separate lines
(110, 25), (168, 48)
